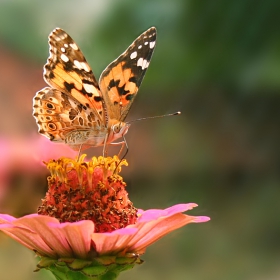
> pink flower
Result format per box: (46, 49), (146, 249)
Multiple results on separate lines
(0, 155), (210, 279)
(0, 136), (75, 173)
(0, 136), (75, 205)
(0, 203), (208, 259)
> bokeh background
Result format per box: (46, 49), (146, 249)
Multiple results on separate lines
(0, 0), (280, 279)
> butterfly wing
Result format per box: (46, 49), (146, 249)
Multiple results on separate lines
(44, 28), (106, 124)
(99, 27), (156, 122)
(33, 87), (103, 141)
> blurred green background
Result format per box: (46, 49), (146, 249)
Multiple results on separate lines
(0, 0), (280, 279)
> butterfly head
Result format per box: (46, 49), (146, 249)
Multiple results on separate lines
(109, 120), (130, 143)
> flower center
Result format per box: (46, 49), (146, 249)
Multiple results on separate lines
(38, 155), (138, 233)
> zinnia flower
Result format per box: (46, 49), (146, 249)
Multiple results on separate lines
(0, 155), (210, 280)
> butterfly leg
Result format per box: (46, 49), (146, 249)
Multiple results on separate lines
(109, 135), (129, 160)
(77, 144), (83, 160)
(120, 135), (129, 159)
(102, 133), (109, 158)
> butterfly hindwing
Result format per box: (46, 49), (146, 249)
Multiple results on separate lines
(99, 27), (156, 121)
(44, 28), (105, 124)
(33, 87), (103, 143)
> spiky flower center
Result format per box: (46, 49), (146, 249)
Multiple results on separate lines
(38, 155), (138, 233)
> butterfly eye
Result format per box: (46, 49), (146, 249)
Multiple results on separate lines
(112, 123), (121, 133)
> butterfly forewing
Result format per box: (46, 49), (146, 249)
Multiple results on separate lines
(99, 27), (156, 121)
(44, 28), (105, 123)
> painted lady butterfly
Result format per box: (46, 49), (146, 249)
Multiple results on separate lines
(33, 27), (156, 154)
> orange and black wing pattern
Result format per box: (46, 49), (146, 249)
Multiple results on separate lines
(99, 27), (156, 121)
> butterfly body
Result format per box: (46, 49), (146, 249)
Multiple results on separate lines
(64, 119), (130, 151)
(33, 27), (156, 152)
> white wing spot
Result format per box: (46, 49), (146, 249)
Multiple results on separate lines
(61, 47), (66, 52)
(64, 43), (69, 48)
(83, 83), (95, 94)
(74, 60), (91, 72)
(142, 59), (149, 69)
(138, 45), (142, 49)
(74, 60), (82, 69)
(137, 58), (149, 70)
(144, 42), (148, 45)
(137, 58), (143, 67)
(81, 62), (91, 72)
(61, 54), (69, 62)
(130, 51), (137, 59)
(70, 43), (78, 50)
(149, 41), (156, 49)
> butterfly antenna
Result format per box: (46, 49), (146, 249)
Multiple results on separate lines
(127, 111), (181, 124)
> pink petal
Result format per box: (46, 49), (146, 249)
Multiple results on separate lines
(193, 216), (211, 223)
(0, 214), (55, 256)
(0, 225), (57, 258)
(0, 214), (16, 223)
(137, 203), (198, 222)
(92, 228), (138, 255)
(12, 214), (73, 257)
(123, 204), (209, 254)
(127, 213), (198, 253)
(51, 220), (95, 259)
(0, 214), (96, 258)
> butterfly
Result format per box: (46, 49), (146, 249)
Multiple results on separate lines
(33, 27), (156, 155)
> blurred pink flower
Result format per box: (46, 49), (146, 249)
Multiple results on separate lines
(0, 136), (75, 172)
(0, 136), (75, 203)
(0, 203), (209, 259)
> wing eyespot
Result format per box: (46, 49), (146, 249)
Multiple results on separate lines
(48, 123), (57, 130)
(46, 103), (55, 109)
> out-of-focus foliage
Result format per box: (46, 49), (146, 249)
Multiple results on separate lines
(0, 0), (279, 279)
